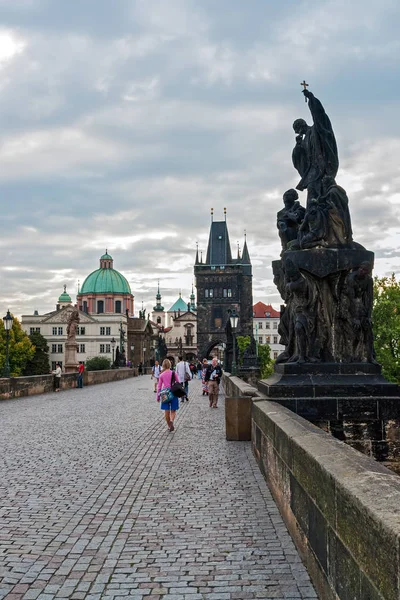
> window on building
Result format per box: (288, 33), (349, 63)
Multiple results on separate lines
(30, 327), (41, 334)
(52, 344), (57, 353)
(78, 344), (85, 353)
(227, 289), (232, 297)
(115, 300), (122, 313)
(97, 300), (104, 314)
(259, 336), (263, 344)
(205, 289), (209, 298)
(106, 344), (111, 353)
(52, 327), (57, 335)
(100, 344), (105, 353)
(78, 327), (85, 335)
(100, 327), (105, 335)
(223, 289), (227, 297)
(273, 322), (278, 329)
(273, 336), (278, 344)
(209, 289), (213, 298)
(57, 344), (63, 353)
(83, 301), (88, 313)
(106, 327), (111, 335)
(266, 336), (271, 344)
(58, 327), (63, 335)
(212, 307), (222, 329)
(266, 322), (270, 329)
(273, 351), (279, 359)
(51, 361), (62, 370)
(258, 322), (263, 329)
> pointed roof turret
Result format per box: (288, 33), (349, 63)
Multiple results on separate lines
(195, 242), (200, 265)
(242, 232), (251, 264)
(153, 281), (164, 312)
(190, 283), (196, 311)
(205, 215), (233, 266)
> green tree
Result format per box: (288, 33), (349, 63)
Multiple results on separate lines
(258, 344), (274, 379)
(236, 335), (251, 366)
(373, 274), (400, 383)
(0, 316), (35, 377)
(85, 356), (111, 371)
(24, 331), (50, 376)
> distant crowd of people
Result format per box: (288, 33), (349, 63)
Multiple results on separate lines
(51, 356), (224, 428)
(153, 356), (223, 432)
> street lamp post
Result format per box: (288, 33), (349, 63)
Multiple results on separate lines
(229, 309), (239, 376)
(111, 337), (116, 367)
(2, 310), (13, 378)
(131, 344), (134, 366)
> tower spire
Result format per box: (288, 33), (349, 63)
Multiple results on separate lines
(190, 282), (196, 311)
(195, 242), (200, 265)
(242, 232), (251, 264)
(153, 281), (164, 312)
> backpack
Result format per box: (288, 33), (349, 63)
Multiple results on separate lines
(159, 371), (180, 403)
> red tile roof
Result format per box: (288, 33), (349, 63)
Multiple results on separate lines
(253, 301), (280, 318)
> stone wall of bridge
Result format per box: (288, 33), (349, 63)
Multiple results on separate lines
(0, 368), (136, 400)
(223, 373), (400, 600)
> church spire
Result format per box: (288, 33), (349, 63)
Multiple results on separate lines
(195, 242), (200, 265)
(153, 281), (164, 312)
(190, 283), (196, 311)
(242, 231), (251, 264)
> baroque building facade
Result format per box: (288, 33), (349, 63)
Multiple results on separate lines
(194, 213), (253, 359)
(151, 284), (197, 362)
(21, 251), (133, 370)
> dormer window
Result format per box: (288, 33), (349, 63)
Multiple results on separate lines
(265, 311), (270, 317)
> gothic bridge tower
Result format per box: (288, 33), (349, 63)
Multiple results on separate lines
(194, 209), (253, 359)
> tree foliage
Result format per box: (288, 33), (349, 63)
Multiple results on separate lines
(85, 356), (112, 371)
(373, 274), (400, 383)
(258, 344), (274, 379)
(0, 316), (35, 377)
(24, 331), (50, 376)
(236, 335), (251, 366)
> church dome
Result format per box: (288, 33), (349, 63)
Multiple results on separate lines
(58, 286), (72, 303)
(79, 252), (131, 295)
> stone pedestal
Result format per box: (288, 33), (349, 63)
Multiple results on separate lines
(64, 341), (78, 374)
(258, 363), (400, 464)
(225, 395), (252, 441)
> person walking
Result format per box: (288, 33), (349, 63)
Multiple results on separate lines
(152, 360), (161, 392)
(138, 362), (143, 376)
(157, 359), (181, 431)
(196, 360), (202, 380)
(77, 361), (84, 388)
(205, 357), (223, 408)
(201, 358), (209, 396)
(175, 356), (191, 402)
(52, 362), (62, 392)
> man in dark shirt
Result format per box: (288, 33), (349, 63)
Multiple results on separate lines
(205, 358), (223, 408)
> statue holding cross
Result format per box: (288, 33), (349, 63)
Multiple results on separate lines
(292, 84), (339, 202)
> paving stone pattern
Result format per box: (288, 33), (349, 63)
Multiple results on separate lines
(0, 376), (317, 599)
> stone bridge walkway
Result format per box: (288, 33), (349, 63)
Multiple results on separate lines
(0, 376), (317, 600)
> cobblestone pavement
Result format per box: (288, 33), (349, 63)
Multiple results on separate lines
(0, 376), (317, 600)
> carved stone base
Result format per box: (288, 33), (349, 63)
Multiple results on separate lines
(258, 363), (400, 421)
(64, 341), (78, 374)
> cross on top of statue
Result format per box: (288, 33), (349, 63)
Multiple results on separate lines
(300, 80), (309, 101)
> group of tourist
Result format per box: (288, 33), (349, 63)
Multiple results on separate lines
(153, 356), (223, 432)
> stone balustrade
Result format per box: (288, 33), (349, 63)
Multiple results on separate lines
(0, 368), (136, 400)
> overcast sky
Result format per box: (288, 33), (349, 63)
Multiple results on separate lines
(1, 0), (400, 319)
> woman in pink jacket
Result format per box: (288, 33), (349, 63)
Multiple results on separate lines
(157, 359), (181, 432)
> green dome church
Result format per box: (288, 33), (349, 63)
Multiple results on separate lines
(78, 251), (134, 315)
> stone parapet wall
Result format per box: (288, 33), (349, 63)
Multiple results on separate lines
(254, 399), (400, 600)
(223, 373), (400, 600)
(0, 368), (136, 400)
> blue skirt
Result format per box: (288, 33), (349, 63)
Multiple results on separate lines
(160, 395), (179, 411)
